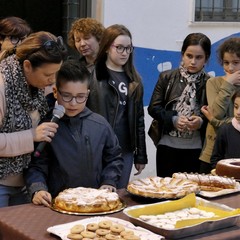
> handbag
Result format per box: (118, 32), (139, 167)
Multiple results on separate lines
(148, 119), (161, 146)
(148, 78), (172, 147)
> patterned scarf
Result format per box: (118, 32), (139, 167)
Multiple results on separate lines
(0, 54), (48, 179)
(169, 65), (204, 139)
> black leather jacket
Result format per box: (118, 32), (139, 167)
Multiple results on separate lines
(148, 68), (210, 143)
(87, 70), (148, 165)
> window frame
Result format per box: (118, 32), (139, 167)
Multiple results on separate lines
(190, 0), (240, 25)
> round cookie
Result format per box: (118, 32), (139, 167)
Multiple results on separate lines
(96, 228), (110, 236)
(110, 224), (125, 234)
(70, 224), (85, 234)
(120, 230), (134, 237)
(123, 235), (140, 240)
(87, 223), (99, 232)
(67, 233), (83, 240)
(81, 230), (96, 238)
(105, 233), (119, 240)
(98, 220), (112, 229)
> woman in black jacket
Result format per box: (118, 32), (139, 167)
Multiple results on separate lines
(87, 24), (148, 188)
(148, 33), (211, 177)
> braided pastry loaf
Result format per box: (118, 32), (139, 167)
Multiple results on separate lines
(172, 172), (238, 191)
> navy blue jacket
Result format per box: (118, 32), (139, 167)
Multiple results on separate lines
(24, 107), (124, 198)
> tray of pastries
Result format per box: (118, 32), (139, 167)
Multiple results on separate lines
(172, 172), (240, 198)
(123, 193), (240, 239)
(51, 187), (126, 215)
(127, 176), (200, 199)
(47, 216), (164, 240)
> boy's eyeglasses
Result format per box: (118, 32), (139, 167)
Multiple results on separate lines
(111, 45), (133, 54)
(58, 90), (88, 104)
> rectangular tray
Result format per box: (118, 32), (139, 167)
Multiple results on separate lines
(123, 195), (240, 239)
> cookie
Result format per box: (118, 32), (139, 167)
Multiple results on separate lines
(96, 228), (110, 236)
(87, 223), (99, 232)
(123, 235), (140, 240)
(120, 230), (134, 237)
(98, 220), (112, 229)
(67, 233), (83, 240)
(110, 224), (125, 234)
(105, 233), (119, 240)
(70, 224), (85, 234)
(81, 230), (96, 239)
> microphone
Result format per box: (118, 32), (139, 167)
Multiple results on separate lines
(34, 105), (65, 157)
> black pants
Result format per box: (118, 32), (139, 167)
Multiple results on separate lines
(156, 145), (201, 177)
(199, 160), (212, 174)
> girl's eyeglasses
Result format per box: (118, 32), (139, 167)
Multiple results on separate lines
(111, 45), (134, 54)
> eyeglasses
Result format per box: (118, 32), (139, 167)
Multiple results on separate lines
(26, 36), (66, 58)
(58, 90), (89, 104)
(111, 45), (133, 54)
(43, 36), (65, 55)
(7, 36), (24, 45)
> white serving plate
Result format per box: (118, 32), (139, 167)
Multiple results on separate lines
(47, 216), (164, 240)
(198, 181), (240, 198)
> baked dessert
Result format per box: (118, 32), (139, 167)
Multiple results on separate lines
(127, 176), (200, 198)
(54, 187), (121, 213)
(67, 219), (141, 240)
(216, 159), (240, 179)
(138, 207), (217, 230)
(172, 172), (238, 191)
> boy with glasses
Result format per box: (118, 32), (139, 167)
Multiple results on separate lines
(24, 60), (123, 207)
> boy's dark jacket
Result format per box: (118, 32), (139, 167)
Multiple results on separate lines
(24, 105), (124, 198)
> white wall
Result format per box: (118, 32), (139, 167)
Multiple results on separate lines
(93, 0), (240, 181)
(102, 0), (240, 48)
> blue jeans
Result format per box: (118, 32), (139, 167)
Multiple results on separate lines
(117, 152), (134, 189)
(0, 185), (30, 207)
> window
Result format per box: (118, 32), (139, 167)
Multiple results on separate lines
(62, 0), (92, 38)
(195, 0), (240, 22)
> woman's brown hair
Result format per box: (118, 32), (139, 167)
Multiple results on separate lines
(0, 16), (32, 41)
(16, 31), (67, 67)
